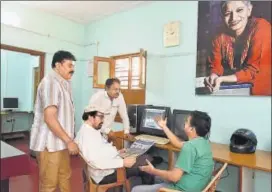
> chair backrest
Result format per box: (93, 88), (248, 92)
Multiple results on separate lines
(202, 163), (228, 192)
(78, 153), (92, 192)
(79, 151), (130, 192)
(112, 131), (125, 150)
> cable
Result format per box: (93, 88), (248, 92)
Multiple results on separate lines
(148, 52), (196, 58)
(2, 23), (98, 62)
(214, 162), (230, 180)
(220, 166), (230, 180)
(2, 23), (96, 47)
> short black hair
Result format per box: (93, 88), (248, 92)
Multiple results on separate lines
(51, 50), (76, 68)
(82, 111), (97, 121)
(189, 111), (211, 138)
(105, 78), (121, 89)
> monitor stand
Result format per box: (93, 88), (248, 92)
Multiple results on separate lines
(129, 126), (137, 134)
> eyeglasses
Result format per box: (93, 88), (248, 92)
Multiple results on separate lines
(95, 114), (104, 119)
(110, 88), (120, 92)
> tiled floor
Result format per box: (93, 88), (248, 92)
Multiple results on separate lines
(5, 138), (84, 192)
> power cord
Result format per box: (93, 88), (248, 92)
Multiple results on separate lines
(214, 162), (230, 180)
(220, 166), (230, 180)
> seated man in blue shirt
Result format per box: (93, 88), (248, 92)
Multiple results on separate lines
(132, 110), (214, 192)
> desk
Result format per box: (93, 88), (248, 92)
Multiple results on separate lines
(115, 133), (271, 192)
(0, 141), (31, 192)
(1, 111), (33, 140)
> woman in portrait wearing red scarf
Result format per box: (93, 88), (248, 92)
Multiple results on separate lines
(205, 1), (271, 96)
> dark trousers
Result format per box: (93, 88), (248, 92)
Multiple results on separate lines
(99, 166), (153, 185)
(83, 155), (154, 185)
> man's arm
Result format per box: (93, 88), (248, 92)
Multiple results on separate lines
(44, 106), (73, 144)
(141, 143), (196, 183)
(140, 160), (183, 183)
(118, 94), (130, 134)
(155, 117), (184, 149)
(151, 168), (183, 183)
(42, 79), (78, 154)
(75, 130), (123, 169)
(162, 126), (184, 149)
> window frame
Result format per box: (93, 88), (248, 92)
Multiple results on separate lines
(111, 51), (146, 90)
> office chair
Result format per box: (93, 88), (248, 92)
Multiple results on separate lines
(79, 152), (131, 192)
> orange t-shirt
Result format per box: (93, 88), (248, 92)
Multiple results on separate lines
(208, 18), (271, 96)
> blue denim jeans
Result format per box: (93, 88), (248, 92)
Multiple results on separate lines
(131, 182), (170, 192)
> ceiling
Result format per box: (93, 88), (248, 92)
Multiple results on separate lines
(2, 1), (150, 24)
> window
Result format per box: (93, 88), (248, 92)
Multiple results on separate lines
(93, 50), (147, 122)
(112, 52), (146, 90)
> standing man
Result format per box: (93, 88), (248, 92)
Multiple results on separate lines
(30, 50), (79, 192)
(88, 78), (130, 138)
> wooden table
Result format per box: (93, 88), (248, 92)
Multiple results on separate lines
(0, 141), (31, 192)
(115, 132), (271, 192)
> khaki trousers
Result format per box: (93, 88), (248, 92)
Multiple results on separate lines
(37, 149), (71, 192)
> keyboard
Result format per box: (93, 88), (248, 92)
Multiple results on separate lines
(135, 134), (170, 145)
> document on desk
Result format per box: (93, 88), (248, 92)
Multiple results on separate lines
(119, 140), (155, 158)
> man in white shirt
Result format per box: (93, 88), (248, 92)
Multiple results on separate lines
(88, 78), (130, 139)
(75, 105), (154, 185)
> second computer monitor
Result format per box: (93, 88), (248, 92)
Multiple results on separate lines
(173, 109), (192, 141)
(139, 106), (172, 137)
(127, 104), (153, 132)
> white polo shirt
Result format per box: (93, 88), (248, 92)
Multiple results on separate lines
(75, 123), (123, 184)
(88, 90), (130, 134)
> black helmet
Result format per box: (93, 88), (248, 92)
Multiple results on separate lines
(230, 129), (257, 154)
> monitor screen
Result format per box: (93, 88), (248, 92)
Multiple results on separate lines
(173, 109), (191, 141)
(127, 104), (153, 130)
(139, 106), (172, 137)
(3, 98), (18, 109)
(142, 108), (165, 130)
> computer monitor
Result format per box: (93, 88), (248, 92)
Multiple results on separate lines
(127, 104), (153, 133)
(2, 97), (18, 110)
(173, 109), (191, 141)
(127, 104), (137, 128)
(139, 106), (172, 137)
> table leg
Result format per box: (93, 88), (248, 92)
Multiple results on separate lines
(1, 179), (9, 192)
(239, 166), (254, 192)
(168, 150), (174, 170)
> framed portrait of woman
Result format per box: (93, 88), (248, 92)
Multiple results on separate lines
(195, 1), (271, 96)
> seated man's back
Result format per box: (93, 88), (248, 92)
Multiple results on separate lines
(171, 137), (214, 191)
